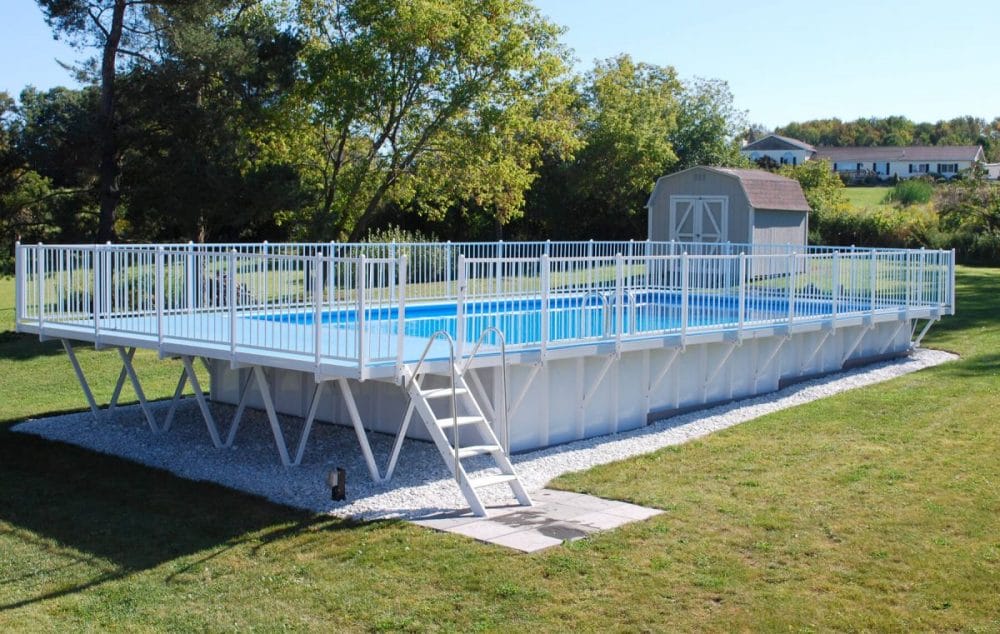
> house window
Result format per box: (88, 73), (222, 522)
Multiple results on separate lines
(873, 162), (878, 173)
(856, 163), (863, 171)
(938, 163), (958, 174)
(919, 164), (929, 173)
(886, 162), (890, 174)
(833, 162), (838, 171)
(792, 157), (797, 166)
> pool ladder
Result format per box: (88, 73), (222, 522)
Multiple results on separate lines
(580, 289), (636, 337)
(387, 328), (532, 517)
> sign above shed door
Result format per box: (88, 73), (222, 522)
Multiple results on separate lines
(668, 196), (728, 243)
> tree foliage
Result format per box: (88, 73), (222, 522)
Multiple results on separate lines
(776, 115), (1000, 161)
(779, 159), (850, 216)
(266, 0), (578, 241)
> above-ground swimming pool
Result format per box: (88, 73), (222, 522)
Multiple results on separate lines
(257, 291), (868, 348)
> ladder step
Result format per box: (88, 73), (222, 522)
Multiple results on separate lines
(457, 444), (502, 459)
(468, 474), (519, 489)
(436, 415), (486, 430)
(419, 387), (469, 399)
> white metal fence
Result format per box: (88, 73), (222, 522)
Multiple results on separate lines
(15, 241), (955, 377)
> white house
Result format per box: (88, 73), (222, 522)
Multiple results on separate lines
(740, 134), (815, 167)
(814, 145), (985, 180)
(740, 134), (985, 180)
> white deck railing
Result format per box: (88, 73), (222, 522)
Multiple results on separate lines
(14, 241), (955, 379)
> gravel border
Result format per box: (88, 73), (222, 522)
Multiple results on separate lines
(13, 348), (956, 520)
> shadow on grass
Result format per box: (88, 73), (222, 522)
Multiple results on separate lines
(0, 330), (66, 361)
(0, 428), (361, 611)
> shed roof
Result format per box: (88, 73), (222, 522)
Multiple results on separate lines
(704, 167), (812, 212)
(741, 134), (816, 153)
(814, 145), (984, 162)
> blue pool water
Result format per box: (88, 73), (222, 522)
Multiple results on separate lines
(254, 292), (842, 345)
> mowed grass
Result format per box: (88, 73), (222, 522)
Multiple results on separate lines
(843, 185), (894, 210)
(1, 268), (999, 630)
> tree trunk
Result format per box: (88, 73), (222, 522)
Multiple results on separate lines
(96, 0), (127, 243)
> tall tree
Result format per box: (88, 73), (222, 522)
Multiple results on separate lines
(37, 0), (174, 241)
(670, 78), (748, 169)
(529, 55), (681, 239)
(268, 0), (578, 241)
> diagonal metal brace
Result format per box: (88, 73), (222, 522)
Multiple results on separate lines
(162, 356), (224, 448)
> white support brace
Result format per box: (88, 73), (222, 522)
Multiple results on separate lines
(384, 399), (415, 482)
(61, 339), (100, 423)
(465, 368), (495, 421)
(753, 336), (788, 392)
(878, 320), (907, 355)
(116, 346), (159, 433)
(841, 326), (873, 366)
(702, 342), (737, 402)
(912, 318), (939, 348)
(162, 356), (224, 448)
(648, 347), (682, 397)
(291, 381), (326, 466)
(581, 355), (616, 411)
(799, 330), (833, 374)
(224, 366), (293, 466)
(507, 363), (542, 420)
(336, 378), (383, 481)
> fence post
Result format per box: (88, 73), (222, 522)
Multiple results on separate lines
(917, 247), (925, 307)
(36, 242), (44, 330)
(870, 250), (877, 314)
(14, 242), (23, 330)
(495, 240), (503, 297)
(680, 252), (689, 342)
(356, 254), (367, 378)
(738, 252), (746, 336)
(103, 242), (112, 321)
(456, 254), (468, 360)
(832, 251), (840, 321)
(615, 253), (625, 347)
(228, 249), (237, 359)
(156, 246), (164, 349)
(949, 248), (956, 315)
(396, 255), (407, 381)
(540, 253), (549, 359)
(93, 246), (101, 342)
(445, 240), (453, 299)
(313, 253), (323, 371)
(788, 251), (797, 326)
(186, 241), (195, 313)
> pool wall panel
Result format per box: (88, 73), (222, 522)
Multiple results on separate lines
(208, 320), (914, 455)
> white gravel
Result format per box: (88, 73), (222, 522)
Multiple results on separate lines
(13, 348), (956, 520)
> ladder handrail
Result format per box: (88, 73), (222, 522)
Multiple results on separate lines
(460, 326), (510, 454)
(408, 329), (461, 484)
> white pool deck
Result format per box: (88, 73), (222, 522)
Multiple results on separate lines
(14, 241), (956, 505)
(16, 299), (946, 381)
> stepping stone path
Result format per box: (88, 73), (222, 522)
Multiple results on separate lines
(412, 488), (662, 552)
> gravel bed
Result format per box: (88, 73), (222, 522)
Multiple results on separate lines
(13, 348), (956, 520)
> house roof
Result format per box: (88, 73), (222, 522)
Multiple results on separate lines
(814, 145), (984, 162)
(648, 166), (810, 212)
(706, 167), (811, 212)
(741, 134), (816, 153)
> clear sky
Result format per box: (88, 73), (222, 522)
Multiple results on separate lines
(3, 0), (998, 128)
(533, 0), (999, 128)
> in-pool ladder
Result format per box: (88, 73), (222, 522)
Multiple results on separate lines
(387, 328), (532, 517)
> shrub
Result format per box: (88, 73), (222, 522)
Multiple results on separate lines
(362, 224), (448, 283)
(884, 179), (934, 206)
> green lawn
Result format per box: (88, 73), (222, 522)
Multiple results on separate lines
(843, 186), (893, 210)
(1, 268), (999, 631)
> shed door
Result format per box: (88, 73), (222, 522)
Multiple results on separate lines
(669, 196), (729, 244)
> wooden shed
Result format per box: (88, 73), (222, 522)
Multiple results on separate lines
(646, 166), (810, 249)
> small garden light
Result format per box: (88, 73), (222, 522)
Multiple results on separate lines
(327, 467), (346, 501)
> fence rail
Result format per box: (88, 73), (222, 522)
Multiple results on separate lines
(15, 240), (955, 378)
